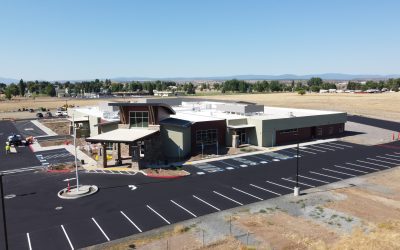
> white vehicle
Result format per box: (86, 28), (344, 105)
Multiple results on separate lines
(55, 110), (68, 117)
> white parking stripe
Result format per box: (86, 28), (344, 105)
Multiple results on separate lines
(27, 233), (32, 250)
(232, 187), (263, 201)
(213, 191), (243, 205)
(328, 142), (353, 148)
(61, 225), (74, 250)
(309, 145), (335, 151)
(346, 162), (379, 171)
(281, 178), (315, 188)
(323, 168), (356, 177)
(247, 155), (269, 161)
(290, 148), (317, 154)
(266, 181), (293, 190)
(366, 158), (397, 165)
(147, 205), (171, 224)
(219, 161), (238, 168)
(376, 156), (400, 162)
(309, 171), (342, 180)
(170, 200), (197, 217)
(334, 165), (368, 174)
(385, 154), (400, 158)
(91, 218), (110, 241)
(249, 184), (281, 196)
(357, 160), (390, 169)
(301, 147), (326, 153)
(299, 175), (329, 184)
(394, 152), (400, 155)
(321, 144), (345, 150)
(193, 195), (220, 211)
(120, 211), (142, 232)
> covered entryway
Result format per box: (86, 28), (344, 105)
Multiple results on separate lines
(227, 124), (255, 148)
(86, 128), (159, 169)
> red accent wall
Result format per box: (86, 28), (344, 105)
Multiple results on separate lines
(275, 127), (311, 145)
(190, 120), (226, 153)
(275, 123), (345, 145)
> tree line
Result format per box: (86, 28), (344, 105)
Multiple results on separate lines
(1, 77), (399, 99)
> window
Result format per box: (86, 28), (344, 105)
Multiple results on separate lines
(279, 128), (298, 134)
(329, 126), (334, 135)
(339, 125), (344, 133)
(317, 128), (323, 136)
(129, 111), (149, 128)
(196, 129), (218, 145)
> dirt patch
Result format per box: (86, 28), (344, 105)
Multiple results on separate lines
(39, 119), (70, 135)
(143, 168), (190, 177)
(235, 211), (338, 249)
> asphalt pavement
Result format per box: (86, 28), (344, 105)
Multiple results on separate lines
(14, 120), (47, 138)
(1, 139), (400, 250)
(347, 115), (400, 131)
(0, 121), (41, 171)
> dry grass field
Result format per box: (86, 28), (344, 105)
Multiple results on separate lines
(194, 92), (400, 121)
(2, 92), (398, 121)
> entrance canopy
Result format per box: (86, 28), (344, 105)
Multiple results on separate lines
(227, 124), (255, 129)
(86, 128), (159, 143)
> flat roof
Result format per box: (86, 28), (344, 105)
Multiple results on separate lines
(86, 128), (159, 143)
(172, 101), (344, 122)
(108, 102), (176, 114)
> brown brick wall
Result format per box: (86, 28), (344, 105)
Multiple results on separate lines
(191, 120), (226, 153)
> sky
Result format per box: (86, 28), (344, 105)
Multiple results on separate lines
(1, 0), (399, 80)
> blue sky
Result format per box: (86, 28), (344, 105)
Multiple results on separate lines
(1, 0), (399, 80)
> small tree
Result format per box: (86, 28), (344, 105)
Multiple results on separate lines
(4, 87), (12, 100)
(298, 89), (306, 95)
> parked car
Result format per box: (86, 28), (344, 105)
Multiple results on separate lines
(36, 112), (44, 118)
(7, 134), (23, 146)
(45, 112), (53, 118)
(29, 108), (35, 113)
(55, 110), (68, 117)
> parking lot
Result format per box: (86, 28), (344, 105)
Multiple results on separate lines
(187, 141), (353, 175)
(0, 121), (41, 172)
(1, 139), (400, 250)
(14, 120), (47, 138)
(35, 148), (75, 166)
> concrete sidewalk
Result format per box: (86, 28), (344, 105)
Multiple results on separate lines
(184, 138), (338, 165)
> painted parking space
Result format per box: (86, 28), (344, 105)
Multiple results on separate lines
(4, 138), (400, 250)
(85, 169), (138, 176)
(35, 148), (75, 166)
(188, 142), (355, 175)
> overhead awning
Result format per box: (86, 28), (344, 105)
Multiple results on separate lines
(86, 128), (159, 143)
(67, 117), (89, 122)
(227, 124), (256, 129)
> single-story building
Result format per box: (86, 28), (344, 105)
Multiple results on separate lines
(84, 98), (347, 168)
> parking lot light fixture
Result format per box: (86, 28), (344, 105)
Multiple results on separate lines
(294, 131), (300, 196)
(73, 114), (80, 191)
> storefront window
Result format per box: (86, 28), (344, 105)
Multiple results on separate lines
(196, 129), (218, 145)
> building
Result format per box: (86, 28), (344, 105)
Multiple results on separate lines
(68, 102), (120, 138)
(84, 98), (347, 169)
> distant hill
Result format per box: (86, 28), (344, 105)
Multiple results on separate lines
(1, 73), (400, 83)
(0, 77), (18, 84)
(111, 73), (400, 81)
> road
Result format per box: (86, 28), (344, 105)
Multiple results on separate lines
(1, 140), (400, 250)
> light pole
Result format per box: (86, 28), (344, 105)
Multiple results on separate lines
(294, 130), (300, 196)
(72, 114), (80, 191)
(0, 174), (9, 250)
